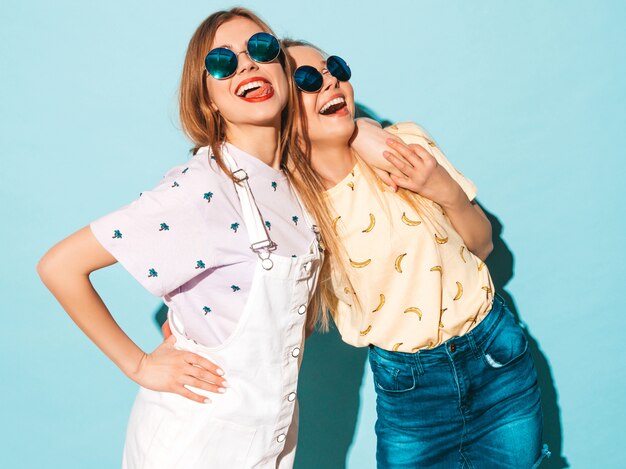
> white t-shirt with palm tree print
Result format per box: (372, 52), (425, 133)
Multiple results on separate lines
(90, 143), (313, 347)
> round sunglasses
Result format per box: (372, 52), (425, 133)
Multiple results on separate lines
(204, 32), (281, 80)
(293, 55), (351, 93)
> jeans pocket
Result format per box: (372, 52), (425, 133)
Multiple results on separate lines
(480, 310), (529, 369)
(369, 351), (417, 393)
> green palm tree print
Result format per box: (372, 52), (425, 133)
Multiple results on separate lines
(203, 192), (213, 203)
(265, 220), (271, 231)
(203, 306), (211, 315)
(230, 222), (240, 233)
(271, 181), (277, 191)
(159, 223), (169, 231)
(148, 268), (158, 278)
(182, 167), (189, 174)
(231, 285), (241, 292)
(195, 260), (206, 269)
(171, 181), (179, 188)
(112, 230), (122, 239)
(292, 216), (299, 225)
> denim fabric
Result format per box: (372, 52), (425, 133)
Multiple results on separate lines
(369, 295), (549, 468)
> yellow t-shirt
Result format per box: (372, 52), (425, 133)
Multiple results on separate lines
(327, 122), (494, 352)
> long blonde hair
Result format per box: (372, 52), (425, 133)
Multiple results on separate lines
(283, 39), (441, 331)
(179, 8), (293, 182)
(179, 12), (331, 329)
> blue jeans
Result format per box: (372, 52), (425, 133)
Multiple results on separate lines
(369, 295), (550, 468)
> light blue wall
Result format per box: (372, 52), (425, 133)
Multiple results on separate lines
(2, 1), (624, 467)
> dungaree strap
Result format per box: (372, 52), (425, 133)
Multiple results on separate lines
(221, 149), (275, 255)
(219, 146), (323, 260)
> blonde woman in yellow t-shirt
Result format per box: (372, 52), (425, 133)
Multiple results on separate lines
(285, 41), (549, 468)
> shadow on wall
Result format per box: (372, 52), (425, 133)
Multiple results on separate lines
(295, 326), (368, 468)
(483, 210), (568, 469)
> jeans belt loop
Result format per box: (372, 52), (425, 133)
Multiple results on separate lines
(467, 332), (481, 360)
(413, 351), (425, 376)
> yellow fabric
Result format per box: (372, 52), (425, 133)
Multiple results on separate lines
(327, 122), (494, 352)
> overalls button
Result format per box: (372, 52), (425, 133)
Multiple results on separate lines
(288, 392), (296, 402)
(298, 304), (306, 315)
(277, 434), (286, 443)
(291, 347), (301, 358)
(449, 343), (457, 353)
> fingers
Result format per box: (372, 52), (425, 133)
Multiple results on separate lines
(408, 143), (438, 170)
(183, 352), (225, 377)
(372, 167), (398, 192)
(178, 385), (212, 404)
(181, 375), (227, 395)
(386, 139), (421, 165)
(185, 363), (228, 387)
(389, 173), (413, 189)
(383, 151), (414, 176)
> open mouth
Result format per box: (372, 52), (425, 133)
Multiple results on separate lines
(319, 95), (348, 116)
(235, 77), (275, 102)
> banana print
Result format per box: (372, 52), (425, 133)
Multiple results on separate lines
(404, 307), (423, 320)
(478, 261), (486, 271)
(460, 246), (467, 263)
(435, 234), (449, 244)
(430, 265), (443, 273)
(482, 286), (493, 299)
(395, 253), (407, 273)
(441, 307), (448, 314)
(411, 346), (421, 352)
(401, 212), (421, 226)
(453, 281), (463, 301)
(392, 342), (403, 352)
(362, 213), (376, 233)
(332, 216), (341, 236)
(372, 294), (386, 313)
(347, 182), (355, 191)
(439, 321), (445, 328)
(360, 325), (372, 336)
(350, 258), (372, 268)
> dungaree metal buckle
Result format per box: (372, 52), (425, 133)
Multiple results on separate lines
(250, 240), (276, 270)
(232, 169), (248, 183)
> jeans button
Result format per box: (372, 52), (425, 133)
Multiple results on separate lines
(277, 434), (286, 443)
(449, 343), (457, 353)
(297, 304), (306, 315)
(287, 392), (296, 402)
(291, 347), (301, 358)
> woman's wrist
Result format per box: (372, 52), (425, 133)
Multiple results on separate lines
(433, 171), (467, 210)
(119, 348), (148, 381)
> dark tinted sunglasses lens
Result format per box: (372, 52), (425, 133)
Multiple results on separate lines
(327, 56), (351, 81)
(248, 32), (280, 63)
(205, 48), (237, 79)
(294, 66), (324, 92)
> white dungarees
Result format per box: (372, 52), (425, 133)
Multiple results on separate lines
(122, 151), (322, 469)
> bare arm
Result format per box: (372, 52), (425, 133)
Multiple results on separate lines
(37, 226), (228, 402)
(350, 118), (402, 191)
(384, 140), (493, 260)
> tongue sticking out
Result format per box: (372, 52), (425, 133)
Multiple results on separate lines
(245, 82), (272, 99)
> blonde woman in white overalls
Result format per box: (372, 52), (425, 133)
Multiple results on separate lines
(38, 9), (328, 468)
